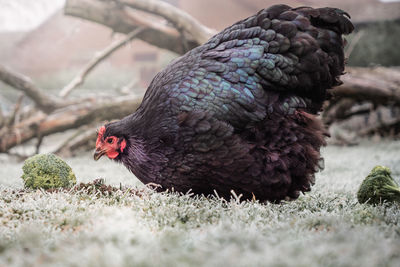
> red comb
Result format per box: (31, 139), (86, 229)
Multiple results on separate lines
(96, 126), (106, 147)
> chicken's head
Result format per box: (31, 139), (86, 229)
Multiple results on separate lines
(94, 126), (127, 160)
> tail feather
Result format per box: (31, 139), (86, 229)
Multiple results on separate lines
(293, 7), (354, 35)
(260, 5), (354, 112)
(199, 5), (355, 120)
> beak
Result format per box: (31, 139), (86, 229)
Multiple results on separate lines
(94, 148), (106, 161)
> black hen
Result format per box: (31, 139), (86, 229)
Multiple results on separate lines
(94, 5), (354, 202)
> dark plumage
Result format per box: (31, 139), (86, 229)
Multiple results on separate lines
(94, 5), (354, 202)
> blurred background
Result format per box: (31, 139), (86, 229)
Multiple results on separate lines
(0, 0), (400, 158)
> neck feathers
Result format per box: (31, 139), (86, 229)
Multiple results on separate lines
(120, 137), (164, 184)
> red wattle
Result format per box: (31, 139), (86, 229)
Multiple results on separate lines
(107, 151), (119, 159)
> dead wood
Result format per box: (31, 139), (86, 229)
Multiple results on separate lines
(64, 0), (201, 54)
(334, 67), (400, 105)
(0, 64), (69, 113)
(0, 95), (143, 153)
(325, 67), (400, 139)
(7, 94), (24, 127)
(119, 0), (216, 44)
(325, 67), (400, 126)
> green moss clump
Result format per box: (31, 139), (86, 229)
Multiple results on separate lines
(21, 154), (76, 189)
(357, 166), (400, 205)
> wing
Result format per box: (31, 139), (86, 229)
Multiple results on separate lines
(139, 4), (354, 128)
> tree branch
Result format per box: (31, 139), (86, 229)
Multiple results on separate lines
(119, 0), (216, 44)
(64, 0), (200, 54)
(59, 27), (145, 97)
(0, 64), (68, 113)
(359, 116), (400, 137)
(7, 94), (24, 127)
(333, 67), (400, 105)
(0, 95), (143, 152)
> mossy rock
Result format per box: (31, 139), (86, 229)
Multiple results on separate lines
(21, 154), (76, 189)
(357, 165), (400, 205)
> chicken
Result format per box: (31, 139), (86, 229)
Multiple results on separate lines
(94, 5), (354, 202)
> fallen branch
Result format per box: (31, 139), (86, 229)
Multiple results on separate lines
(7, 94), (24, 127)
(0, 64), (68, 113)
(323, 67), (400, 139)
(359, 116), (400, 137)
(0, 95), (143, 153)
(322, 98), (357, 125)
(64, 0), (201, 54)
(120, 0), (216, 44)
(333, 67), (400, 106)
(59, 27), (145, 97)
(121, 7), (178, 38)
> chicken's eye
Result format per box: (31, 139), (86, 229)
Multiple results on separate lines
(107, 138), (114, 144)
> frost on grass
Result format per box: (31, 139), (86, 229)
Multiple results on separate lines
(1, 141), (400, 266)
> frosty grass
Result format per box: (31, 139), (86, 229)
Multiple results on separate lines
(1, 141), (400, 266)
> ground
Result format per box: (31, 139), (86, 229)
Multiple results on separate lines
(0, 141), (400, 266)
